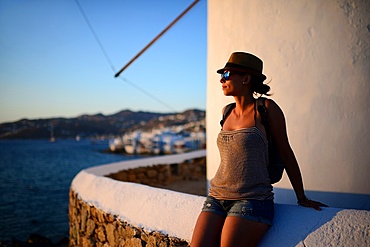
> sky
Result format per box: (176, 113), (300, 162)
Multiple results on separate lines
(0, 0), (207, 124)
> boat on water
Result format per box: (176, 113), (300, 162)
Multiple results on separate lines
(50, 124), (56, 142)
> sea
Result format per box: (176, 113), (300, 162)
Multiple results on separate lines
(0, 139), (142, 243)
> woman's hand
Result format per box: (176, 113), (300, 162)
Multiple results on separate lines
(298, 196), (329, 211)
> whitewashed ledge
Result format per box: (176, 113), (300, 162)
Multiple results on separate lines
(70, 150), (370, 246)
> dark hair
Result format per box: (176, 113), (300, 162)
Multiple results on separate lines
(232, 70), (271, 96)
(252, 76), (271, 96)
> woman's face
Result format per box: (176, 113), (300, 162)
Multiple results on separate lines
(220, 70), (247, 96)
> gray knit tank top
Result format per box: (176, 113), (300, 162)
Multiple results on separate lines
(209, 127), (274, 200)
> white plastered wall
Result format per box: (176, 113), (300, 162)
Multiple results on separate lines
(206, 0), (370, 208)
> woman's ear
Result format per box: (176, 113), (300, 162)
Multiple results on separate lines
(243, 74), (252, 84)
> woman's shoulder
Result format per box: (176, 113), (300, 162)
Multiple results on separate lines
(222, 102), (236, 114)
(262, 97), (284, 116)
(256, 97), (276, 108)
(264, 97), (277, 107)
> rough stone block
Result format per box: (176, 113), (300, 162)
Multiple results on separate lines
(105, 223), (116, 246)
(96, 226), (106, 242)
(146, 169), (158, 178)
(128, 174), (137, 182)
(86, 219), (95, 237)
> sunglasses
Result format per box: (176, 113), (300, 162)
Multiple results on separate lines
(221, 71), (246, 80)
(221, 71), (231, 80)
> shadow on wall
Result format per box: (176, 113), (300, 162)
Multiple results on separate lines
(273, 188), (370, 211)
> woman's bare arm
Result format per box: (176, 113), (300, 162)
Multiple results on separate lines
(266, 99), (328, 210)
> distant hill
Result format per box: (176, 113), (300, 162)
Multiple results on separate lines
(0, 109), (205, 140)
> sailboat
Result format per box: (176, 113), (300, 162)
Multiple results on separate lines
(50, 124), (56, 143)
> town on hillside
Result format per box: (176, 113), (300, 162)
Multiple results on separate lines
(0, 108), (206, 155)
(109, 118), (206, 155)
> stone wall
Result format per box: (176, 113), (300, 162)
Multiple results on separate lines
(69, 189), (189, 247)
(69, 156), (206, 247)
(106, 157), (206, 190)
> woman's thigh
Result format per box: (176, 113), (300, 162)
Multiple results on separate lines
(221, 216), (270, 247)
(190, 212), (225, 247)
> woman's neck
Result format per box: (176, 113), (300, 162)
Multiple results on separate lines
(234, 95), (255, 108)
(232, 96), (255, 116)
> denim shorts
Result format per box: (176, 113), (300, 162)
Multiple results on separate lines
(201, 196), (274, 225)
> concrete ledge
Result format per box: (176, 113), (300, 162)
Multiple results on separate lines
(71, 170), (204, 242)
(70, 151), (370, 246)
(262, 204), (370, 246)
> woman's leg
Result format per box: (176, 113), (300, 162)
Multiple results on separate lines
(190, 212), (226, 247)
(220, 216), (270, 247)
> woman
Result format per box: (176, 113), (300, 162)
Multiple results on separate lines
(190, 52), (327, 247)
